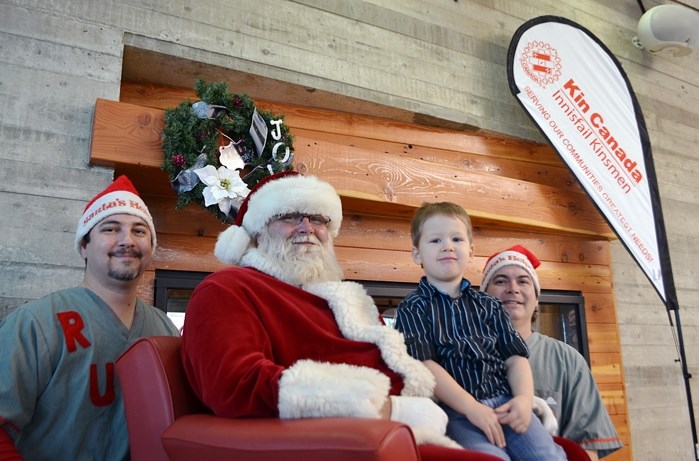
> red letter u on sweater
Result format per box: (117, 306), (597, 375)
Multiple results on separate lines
(90, 363), (115, 406)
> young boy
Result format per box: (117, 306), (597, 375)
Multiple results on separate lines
(394, 202), (566, 461)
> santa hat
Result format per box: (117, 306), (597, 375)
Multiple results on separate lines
(215, 171), (342, 265)
(480, 244), (541, 296)
(75, 175), (156, 256)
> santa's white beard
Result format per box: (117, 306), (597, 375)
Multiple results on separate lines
(256, 232), (344, 285)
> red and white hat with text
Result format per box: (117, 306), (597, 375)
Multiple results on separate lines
(74, 175), (156, 256)
(480, 244), (541, 296)
(214, 171), (342, 265)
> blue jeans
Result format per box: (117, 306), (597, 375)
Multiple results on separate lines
(441, 395), (566, 461)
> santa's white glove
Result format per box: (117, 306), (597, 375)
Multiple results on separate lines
(389, 396), (448, 435)
(533, 396), (558, 435)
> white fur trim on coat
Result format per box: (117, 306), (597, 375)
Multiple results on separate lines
(278, 360), (390, 419)
(303, 281), (436, 397)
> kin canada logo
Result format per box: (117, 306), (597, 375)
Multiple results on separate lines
(519, 40), (562, 89)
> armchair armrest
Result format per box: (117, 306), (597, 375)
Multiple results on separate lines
(161, 414), (420, 461)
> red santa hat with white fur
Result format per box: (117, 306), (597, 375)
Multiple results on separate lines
(215, 171), (343, 265)
(480, 244), (541, 296)
(75, 175), (156, 256)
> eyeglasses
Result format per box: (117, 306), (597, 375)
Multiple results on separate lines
(274, 213), (331, 226)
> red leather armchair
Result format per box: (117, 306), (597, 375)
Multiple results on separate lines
(116, 336), (588, 461)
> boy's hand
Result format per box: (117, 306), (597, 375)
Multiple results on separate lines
(494, 395), (532, 433)
(465, 401), (506, 448)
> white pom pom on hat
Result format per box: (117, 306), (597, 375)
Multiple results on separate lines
(74, 175), (156, 257)
(480, 244), (541, 296)
(215, 171), (343, 265)
(214, 227), (251, 266)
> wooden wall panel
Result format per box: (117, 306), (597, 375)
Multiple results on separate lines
(137, 270), (155, 305)
(152, 234), (223, 272)
(583, 292), (618, 324)
(292, 128), (581, 191)
(144, 197), (614, 292)
(119, 82), (556, 162)
(92, 93), (613, 237)
(599, 382), (627, 416)
(591, 352), (624, 384)
(588, 324), (621, 354)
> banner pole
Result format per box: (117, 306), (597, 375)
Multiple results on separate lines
(671, 307), (699, 460)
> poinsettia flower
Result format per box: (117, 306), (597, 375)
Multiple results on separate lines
(194, 165), (250, 215)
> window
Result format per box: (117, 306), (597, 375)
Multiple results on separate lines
(154, 270), (209, 330)
(535, 291), (589, 365)
(154, 270), (589, 364)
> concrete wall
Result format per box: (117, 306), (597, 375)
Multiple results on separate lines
(1, 0), (698, 459)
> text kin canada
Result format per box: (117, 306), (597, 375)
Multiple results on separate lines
(553, 79), (643, 191)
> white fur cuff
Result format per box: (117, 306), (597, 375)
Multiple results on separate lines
(278, 359), (390, 419)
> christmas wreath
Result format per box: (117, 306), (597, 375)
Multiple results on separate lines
(161, 79), (294, 222)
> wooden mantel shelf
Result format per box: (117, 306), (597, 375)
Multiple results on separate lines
(90, 98), (613, 238)
(90, 98), (165, 169)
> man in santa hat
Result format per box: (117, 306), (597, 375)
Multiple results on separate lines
(480, 244), (622, 460)
(180, 171), (485, 457)
(0, 175), (179, 461)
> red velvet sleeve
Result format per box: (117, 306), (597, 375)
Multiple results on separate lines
(180, 270), (285, 418)
(0, 427), (22, 461)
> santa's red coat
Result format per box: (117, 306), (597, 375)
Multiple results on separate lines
(181, 266), (436, 421)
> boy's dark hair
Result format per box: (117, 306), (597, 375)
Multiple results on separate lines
(410, 202), (473, 247)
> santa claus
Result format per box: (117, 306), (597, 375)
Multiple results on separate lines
(180, 171), (463, 450)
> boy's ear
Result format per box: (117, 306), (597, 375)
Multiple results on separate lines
(411, 247), (422, 265)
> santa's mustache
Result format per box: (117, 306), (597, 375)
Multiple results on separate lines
(291, 235), (321, 245)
